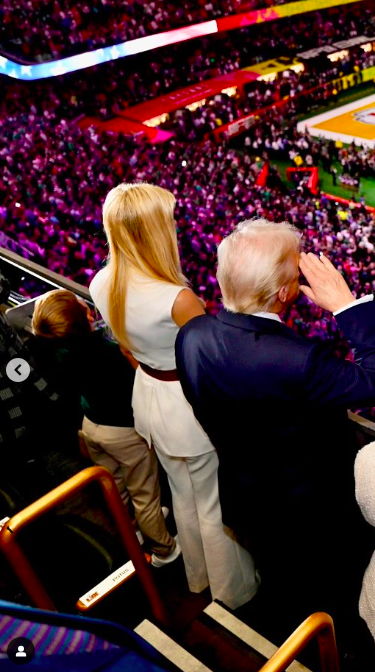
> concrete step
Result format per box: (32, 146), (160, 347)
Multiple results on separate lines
(135, 601), (313, 672)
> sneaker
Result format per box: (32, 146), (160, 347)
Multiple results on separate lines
(151, 537), (181, 568)
(161, 506), (169, 519)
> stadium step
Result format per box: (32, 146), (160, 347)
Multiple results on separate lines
(135, 601), (312, 672)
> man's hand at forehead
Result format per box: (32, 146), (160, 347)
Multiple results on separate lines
(299, 251), (354, 313)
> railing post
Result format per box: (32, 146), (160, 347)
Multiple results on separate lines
(258, 612), (340, 672)
(0, 466), (169, 626)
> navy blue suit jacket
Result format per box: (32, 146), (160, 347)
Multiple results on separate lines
(176, 301), (375, 552)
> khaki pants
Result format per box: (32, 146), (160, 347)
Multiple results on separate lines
(82, 417), (175, 557)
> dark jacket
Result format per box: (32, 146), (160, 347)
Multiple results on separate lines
(175, 302), (375, 588)
(31, 330), (135, 429)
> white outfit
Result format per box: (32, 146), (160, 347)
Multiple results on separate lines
(90, 267), (258, 608)
(355, 441), (375, 641)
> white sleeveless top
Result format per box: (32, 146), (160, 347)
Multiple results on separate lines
(89, 266), (214, 457)
(90, 266), (182, 370)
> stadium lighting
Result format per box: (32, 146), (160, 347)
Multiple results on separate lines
(0, 21), (218, 81)
(328, 49), (350, 62)
(220, 87), (237, 97)
(0, 0), (363, 81)
(185, 99), (207, 111)
(144, 113), (169, 127)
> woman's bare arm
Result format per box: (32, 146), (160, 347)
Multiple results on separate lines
(172, 288), (205, 328)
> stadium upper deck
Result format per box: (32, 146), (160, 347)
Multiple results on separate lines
(0, 0), (329, 62)
(0, 0), (370, 78)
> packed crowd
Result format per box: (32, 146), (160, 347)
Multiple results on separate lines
(1, 87), (375, 357)
(0, 0), (310, 61)
(1, 0), (375, 352)
(82, 2), (375, 117)
(165, 45), (375, 140)
(240, 97), (375, 181)
(3, 6), (375, 667)
(1, 2), (373, 129)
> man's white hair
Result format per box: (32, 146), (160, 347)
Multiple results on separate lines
(217, 218), (301, 314)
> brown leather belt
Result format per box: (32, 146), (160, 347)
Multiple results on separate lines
(140, 362), (179, 382)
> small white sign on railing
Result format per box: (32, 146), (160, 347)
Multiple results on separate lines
(77, 559), (137, 610)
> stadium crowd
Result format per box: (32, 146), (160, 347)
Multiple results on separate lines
(1, 84), (375, 357)
(0, 1), (374, 364)
(0, 0), (373, 135)
(3, 4), (375, 667)
(165, 45), (375, 140)
(78, 2), (375, 116)
(0, 0), (372, 77)
(239, 97), (375, 181)
(0, 0), (321, 61)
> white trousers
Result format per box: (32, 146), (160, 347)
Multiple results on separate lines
(155, 448), (259, 610)
(133, 368), (258, 609)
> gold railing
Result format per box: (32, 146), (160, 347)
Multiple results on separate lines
(259, 612), (339, 672)
(0, 466), (168, 626)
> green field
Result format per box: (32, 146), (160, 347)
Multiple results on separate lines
(290, 81), (375, 207)
(274, 159), (375, 208)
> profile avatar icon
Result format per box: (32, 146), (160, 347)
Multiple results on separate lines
(16, 645), (27, 658)
(7, 636), (35, 665)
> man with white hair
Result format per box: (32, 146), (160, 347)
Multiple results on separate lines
(176, 219), (375, 666)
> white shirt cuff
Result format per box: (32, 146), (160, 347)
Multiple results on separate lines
(333, 294), (373, 316)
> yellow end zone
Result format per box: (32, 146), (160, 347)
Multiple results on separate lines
(297, 92), (375, 147)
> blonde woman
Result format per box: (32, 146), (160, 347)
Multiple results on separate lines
(90, 183), (258, 609)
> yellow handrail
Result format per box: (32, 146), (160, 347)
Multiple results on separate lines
(259, 612), (339, 672)
(0, 466), (168, 626)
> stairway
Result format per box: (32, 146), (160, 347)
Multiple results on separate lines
(135, 601), (313, 672)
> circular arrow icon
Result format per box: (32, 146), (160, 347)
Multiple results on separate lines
(6, 358), (31, 382)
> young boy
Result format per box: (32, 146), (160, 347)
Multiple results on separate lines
(32, 289), (180, 566)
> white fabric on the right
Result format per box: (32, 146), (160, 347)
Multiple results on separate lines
(355, 441), (375, 641)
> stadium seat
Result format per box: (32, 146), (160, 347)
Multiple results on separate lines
(0, 598), (176, 672)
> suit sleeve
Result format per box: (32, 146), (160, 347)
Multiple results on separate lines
(303, 300), (375, 408)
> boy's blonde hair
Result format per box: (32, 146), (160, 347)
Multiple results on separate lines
(32, 289), (91, 339)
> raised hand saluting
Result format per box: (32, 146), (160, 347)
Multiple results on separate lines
(299, 251), (354, 313)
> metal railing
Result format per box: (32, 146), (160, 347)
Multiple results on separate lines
(259, 612), (339, 672)
(0, 246), (91, 300)
(0, 466), (168, 626)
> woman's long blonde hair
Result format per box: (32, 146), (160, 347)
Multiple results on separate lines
(102, 182), (187, 349)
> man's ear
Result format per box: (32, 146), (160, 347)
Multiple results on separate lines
(278, 286), (288, 304)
